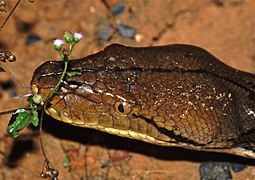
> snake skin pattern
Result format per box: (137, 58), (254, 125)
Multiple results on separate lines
(31, 44), (255, 158)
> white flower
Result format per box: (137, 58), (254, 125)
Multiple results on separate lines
(53, 39), (65, 51)
(74, 32), (84, 39)
(73, 32), (84, 43)
(53, 39), (65, 46)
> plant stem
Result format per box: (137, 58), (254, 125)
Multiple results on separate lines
(39, 52), (69, 173)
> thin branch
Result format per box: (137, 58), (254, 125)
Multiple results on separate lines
(0, 0), (21, 32)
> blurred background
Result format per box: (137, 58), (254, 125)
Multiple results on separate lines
(0, 0), (254, 179)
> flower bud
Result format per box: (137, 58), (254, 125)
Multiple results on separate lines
(64, 31), (73, 44)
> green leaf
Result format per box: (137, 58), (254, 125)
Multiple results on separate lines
(6, 109), (32, 137)
(6, 94), (40, 138)
(31, 110), (39, 126)
(63, 155), (71, 168)
(27, 95), (34, 105)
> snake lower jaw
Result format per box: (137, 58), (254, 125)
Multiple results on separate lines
(45, 107), (255, 159)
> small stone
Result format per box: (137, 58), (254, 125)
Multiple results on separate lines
(89, 6), (96, 13)
(60, 141), (80, 152)
(213, 0), (244, 7)
(199, 162), (232, 180)
(213, 0), (223, 6)
(111, 150), (130, 162)
(85, 156), (96, 166)
(66, 149), (79, 160)
(25, 34), (41, 45)
(98, 24), (114, 41)
(135, 34), (144, 43)
(111, 2), (125, 16)
(230, 163), (247, 172)
(117, 24), (136, 38)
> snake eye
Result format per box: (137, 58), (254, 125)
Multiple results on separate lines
(114, 102), (131, 115)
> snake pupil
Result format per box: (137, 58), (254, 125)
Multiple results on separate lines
(118, 104), (125, 113)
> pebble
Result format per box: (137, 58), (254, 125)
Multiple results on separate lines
(135, 33), (144, 43)
(230, 163), (247, 172)
(213, 0), (244, 6)
(199, 161), (248, 179)
(111, 2), (125, 16)
(98, 24), (114, 41)
(117, 24), (136, 38)
(213, 0), (224, 6)
(85, 156), (96, 166)
(111, 150), (130, 162)
(25, 34), (41, 45)
(199, 162), (232, 180)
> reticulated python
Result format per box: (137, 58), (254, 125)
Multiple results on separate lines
(31, 44), (255, 159)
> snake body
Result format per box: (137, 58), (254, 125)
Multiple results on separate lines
(31, 44), (255, 158)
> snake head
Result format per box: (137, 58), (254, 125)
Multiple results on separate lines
(31, 44), (255, 159)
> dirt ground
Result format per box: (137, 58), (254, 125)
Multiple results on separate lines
(0, 0), (255, 179)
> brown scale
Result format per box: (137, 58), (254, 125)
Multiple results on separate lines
(31, 44), (255, 158)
